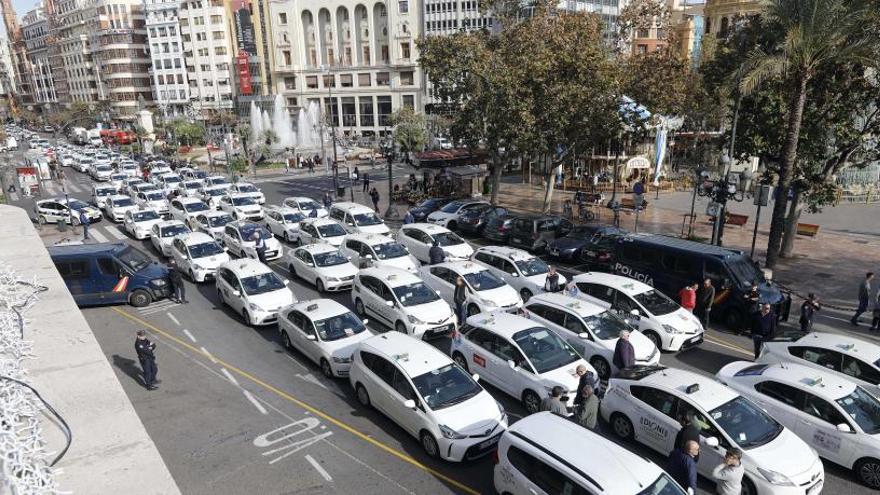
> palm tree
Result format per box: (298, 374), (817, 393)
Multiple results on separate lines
(739, 0), (876, 268)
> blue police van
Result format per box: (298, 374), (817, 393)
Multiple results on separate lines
(49, 242), (172, 307)
(597, 233), (791, 329)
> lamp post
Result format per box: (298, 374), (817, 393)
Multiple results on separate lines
(688, 168), (707, 238)
(699, 158), (751, 246)
(321, 64), (340, 197)
(381, 130), (398, 219)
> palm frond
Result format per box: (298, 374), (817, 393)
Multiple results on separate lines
(739, 50), (788, 95)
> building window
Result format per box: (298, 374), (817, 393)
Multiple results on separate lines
(358, 73), (371, 86)
(323, 74), (335, 88)
(210, 14), (222, 24)
(381, 45), (389, 63)
(340, 74), (353, 87)
(215, 46), (227, 56)
(362, 47), (370, 65)
(284, 77), (296, 89)
(376, 72), (390, 86)
(377, 95), (392, 126)
(402, 94), (414, 109)
(401, 42), (410, 60)
(287, 97), (297, 106)
(282, 50), (291, 65)
(398, 0), (408, 13)
(278, 12), (287, 24)
(637, 28), (650, 38)
(359, 96), (374, 126)
(400, 71), (414, 85)
(637, 44), (647, 54)
(212, 31), (224, 40)
(341, 97), (356, 126)
(306, 76), (318, 88)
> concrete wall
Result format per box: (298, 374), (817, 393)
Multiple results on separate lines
(0, 205), (180, 494)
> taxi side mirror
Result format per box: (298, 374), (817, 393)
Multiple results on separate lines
(305, 334), (317, 341)
(704, 436), (720, 448)
(385, 299), (395, 307)
(507, 360), (516, 369)
(307, 262), (315, 267)
(362, 319), (369, 325)
(365, 254), (374, 260)
(471, 373), (480, 382)
(283, 280), (290, 286)
(403, 399), (417, 410)
(630, 309), (640, 316)
(232, 290), (241, 297)
(578, 332), (590, 340)
(837, 423), (853, 433)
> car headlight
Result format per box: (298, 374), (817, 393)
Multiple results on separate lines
(757, 467), (795, 486)
(438, 424), (466, 440)
(150, 278), (167, 287)
(191, 263), (203, 271)
(496, 401), (507, 421)
(326, 277), (341, 282)
(332, 356), (351, 364)
(247, 302), (262, 312)
(662, 324), (684, 334)
(407, 314), (424, 325)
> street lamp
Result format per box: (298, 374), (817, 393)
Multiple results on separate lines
(699, 156), (751, 246)
(381, 130), (398, 219)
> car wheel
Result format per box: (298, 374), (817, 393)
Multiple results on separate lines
(281, 330), (292, 350)
(395, 321), (408, 335)
(129, 289), (152, 308)
(188, 269), (197, 283)
(316, 279), (325, 293)
(217, 288), (225, 306)
(520, 288), (533, 302)
(38, 215), (47, 225)
(355, 298), (366, 317)
(320, 359), (333, 379)
(590, 356), (611, 380)
(467, 304), (480, 317)
(741, 477), (758, 495)
(283, 231), (290, 243)
(643, 331), (662, 350)
(242, 310), (252, 326)
(610, 413), (634, 441)
(452, 352), (469, 372)
(857, 458), (880, 489)
(420, 431), (439, 458)
(522, 390), (541, 415)
(447, 221), (457, 231)
(356, 384), (371, 407)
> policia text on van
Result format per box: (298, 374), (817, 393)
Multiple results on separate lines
(593, 234), (791, 329)
(49, 243), (172, 307)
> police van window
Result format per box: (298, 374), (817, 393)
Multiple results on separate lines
(631, 386), (677, 418)
(842, 356), (880, 385)
(803, 392), (849, 426)
(97, 258), (119, 275)
(621, 245), (641, 264)
(754, 380), (805, 409)
(703, 259), (728, 288)
(56, 261), (88, 278)
(641, 249), (661, 266)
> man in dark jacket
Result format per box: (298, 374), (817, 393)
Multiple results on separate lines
(695, 278), (715, 329)
(362, 172), (370, 192)
(572, 364), (594, 406)
(428, 240), (445, 265)
(751, 303), (777, 359)
(668, 441), (699, 495)
(135, 330), (159, 390)
(612, 330), (636, 372)
(674, 413), (701, 454)
(800, 293), (821, 333)
(168, 265), (187, 303)
(544, 265), (561, 292)
(454, 276), (468, 325)
(852, 272), (874, 326)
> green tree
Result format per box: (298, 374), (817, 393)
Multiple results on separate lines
(389, 107), (428, 158)
(738, 0), (877, 268)
(170, 119), (207, 146)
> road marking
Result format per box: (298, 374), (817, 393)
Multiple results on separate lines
(167, 313), (180, 326)
(305, 454), (333, 482)
(182, 328), (197, 343)
(243, 389), (269, 414)
(703, 335), (753, 357)
(138, 300), (178, 315)
(296, 373), (328, 390)
(112, 307), (480, 495)
(284, 354), (307, 370)
(67, 182), (84, 193)
(89, 228), (108, 243)
(221, 367), (240, 386)
(106, 226), (127, 240)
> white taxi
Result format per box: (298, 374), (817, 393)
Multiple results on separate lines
(328, 202), (391, 236)
(103, 194), (139, 222)
(758, 332), (880, 397)
(298, 217), (348, 247)
(201, 184), (230, 209)
(89, 163), (113, 181)
(219, 193), (264, 221)
(352, 267), (456, 339)
(229, 182), (266, 204)
(169, 197), (211, 227)
(193, 211), (234, 241)
(572, 272), (704, 352)
(221, 221), (282, 261)
(471, 246), (566, 302)
(426, 199), (489, 229)
(601, 366), (825, 495)
(35, 198), (102, 225)
(154, 173), (182, 194)
(149, 220), (191, 257)
(203, 175), (230, 188)
(339, 233), (419, 272)
(396, 223), (474, 264)
(278, 299), (373, 378)
(108, 173), (128, 190)
(135, 190), (170, 216)
(90, 184), (119, 209)
(175, 180), (204, 198)
(420, 261), (522, 317)
(215, 258), (295, 326)
(286, 243), (358, 292)
(523, 293), (659, 380)
(123, 208), (163, 240)
(169, 232), (230, 282)
(349, 331), (507, 461)
(450, 312), (598, 414)
(263, 206), (306, 244)
(122, 177), (145, 196)
(282, 196), (328, 218)
(120, 162), (140, 177)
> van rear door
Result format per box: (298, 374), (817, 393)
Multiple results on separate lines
(54, 258), (98, 305)
(96, 256), (130, 303)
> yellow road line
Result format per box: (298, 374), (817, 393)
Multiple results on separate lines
(704, 334), (753, 357)
(112, 307), (481, 495)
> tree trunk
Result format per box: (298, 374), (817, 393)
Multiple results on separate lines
(541, 154), (555, 213)
(489, 150), (503, 205)
(780, 185), (803, 258)
(765, 76), (809, 268)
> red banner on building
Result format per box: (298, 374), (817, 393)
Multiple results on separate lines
(236, 52), (253, 95)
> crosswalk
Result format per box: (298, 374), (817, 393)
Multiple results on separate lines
(136, 298), (180, 316)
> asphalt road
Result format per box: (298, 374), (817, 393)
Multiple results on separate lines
(10, 142), (878, 495)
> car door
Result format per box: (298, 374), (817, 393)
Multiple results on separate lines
(54, 260), (92, 304)
(225, 273), (245, 314)
(171, 238), (189, 272)
(402, 228), (429, 262)
(265, 211), (280, 236)
(611, 290), (649, 330)
(299, 250), (318, 284)
(285, 310), (317, 364)
(223, 226), (241, 254)
(427, 266), (456, 302)
(170, 200), (182, 222)
(376, 283), (399, 325)
(300, 223), (316, 245)
(462, 328), (503, 387)
(365, 354), (398, 415)
(95, 256), (129, 303)
(358, 276), (389, 325)
(342, 239), (362, 266)
(389, 368), (425, 436)
(492, 335), (532, 397)
(628, 385), (681, 454)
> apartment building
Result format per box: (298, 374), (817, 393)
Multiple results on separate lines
(423, 0), (491, 35)
(269, 0), (422, 138)
(0, 39), (14, 96)
(226, 0), (275, 117)
(144, 0), (189, 118)
(21, 4), (59, 107)
(179, 0), (234, 116)
(703, 0), (760, 36)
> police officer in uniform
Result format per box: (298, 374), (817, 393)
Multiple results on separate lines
(135, 330), (159, 390)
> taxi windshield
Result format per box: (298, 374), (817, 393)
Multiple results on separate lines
(463, 270), (506, 291)
(191, 170), (208, 179)
(207, 214), (233, 227)
(183, 181), (201, 189)
(110, 174), (127, 181)
(161, 224), (189, 237)
(231, 196), (258, 206)
(314, 251), (349, 267)
(145, 192), (165, 201)
(710, 396), (782, 449)
(206, 188), (226, 196)
(433, 232), (464, 247)
(185, 202), (210, 212)
(163, 176), (181, 183)
(240, 224), (272, 240)
(314, 312), (366, 342)
(836, 387), (880, 434)
(112, 197), (134, 207)
(638, 474), (687, 495)
(241, 273), (286, 295)
(283, 212), (305, 223)
(116, 246), (151, 272)
(440, 201), (464, 213)
(318, 223), (347, 237)
(209, 177), (228, 185)
(513, 327), (581, 374)
(236, 184), (259, 193)
(95, 187), (116, 196)
(412, 363), (482, 410)
(374, 242), (407, 259)
(298, 200), (320, 210)
(133, 210), (160, 222)
(582, 311), (631, 340)
(354, 212), (383, 226)
(392, 282), (440, 306)
(514, 258), (549, 277)
(96, 165), (111, 171)
(634, 290), (680, 316)
(189, 242), (224, 259)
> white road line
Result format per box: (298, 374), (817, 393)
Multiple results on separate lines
(200, 346), (217, 363)
(182, 328), (197, 343)
(166, 313), (181, 326)
(284, 354), (307, 370)
(221, 367), (240, 386)
(106, 226), (127, 240)
(67, 182), (84, 193)
(305, 454), (333, 482)
(89, 228), (108, 243)
(243, 389), (268, 414)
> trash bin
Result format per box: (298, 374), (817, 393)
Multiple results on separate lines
(337, 186), (346, 197)
(58, 217), (67, 232)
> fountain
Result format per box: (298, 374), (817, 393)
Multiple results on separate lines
(243, 98), (344, 155)
(272, 94), (296, 148)
(249, 101), (263, 143)
(296, 101), (323, 150)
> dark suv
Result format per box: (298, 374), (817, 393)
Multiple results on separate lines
(508, 216), (573, 253)
(458, 205), (509, 236)
(407, 197), (453, 223)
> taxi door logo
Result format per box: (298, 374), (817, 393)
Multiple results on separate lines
(112, 276), (129, 293)
(640, 416), (668, 441)
(473, 354), (486, 367)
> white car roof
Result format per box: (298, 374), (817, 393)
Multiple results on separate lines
(300, 217), (339, 227)
(359, 332), (453, 378)
(781, 332), (880, 363)
(331, 201), (373, 214)
(465, 312), (544, 339)
(203, 184), (228, 191)
(131, 208), (160, 218)
(625, 367), (738, 412)
(474, 245), (537, 262)
(228, 220), (262, 231)
(507, 412), (667, 492)
(222, 258), (274, 278)
(296, 242), (339, 255)
(225, 192), (254, 200)
(433, 260), (490, 276)
(156, 220), (186, 229)
(526, 293), (607, 318)
(178, 196), (206, 205)
(265, 206), (301, 215)
(233, 182), (256, 188)
(93, 184), (117, 192)
(573, 272), (652, 296)
(108, 194), (132, 201)
(180, 231), (216, 246)
(736, 361), (857, 401)
(287, 196), (319, 202)
(359, 267), (422, 289)
(200, 210), (232, 219)
(345, 233), (397, 246)
(401, 222), (451, 235)
(291, 298), (351, 321)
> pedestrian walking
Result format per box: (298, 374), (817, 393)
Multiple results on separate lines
(751, 303), (776, 359)
(852, 272), (875, 326)
(712, 448), (745, 495)
(252, 231), (267, 264)
(540, 385), (568, 417)
(633, 179), (645, 209)
(678, 283), (697, 312)
(169, 264), (187, 303)
(871, 293), (880, 331)
(668, 441), (699, 495)
(454, 276), (468, 325)
(572, 364), (592, 405)
(353, 166), (360, 184)
(429, 239), (446, 265)
(323, 191), (333, 209)
(78, 210), (90, 240)
(574, 384), (599, 430)
(696, 278), (715, 329)
(307, 158), (315, 174)
(363, 172), (370, 192)
(613, 330), (636, 372)
(403, 210), (414, 224)
(799, 293), (821, 333)
(544, 265), (561, 292)
(135, 330), (159, 390)
(369, 187), (380, 212)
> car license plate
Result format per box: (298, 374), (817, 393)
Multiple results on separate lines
(478, 435), (500, 449)
(807, 481), (822, 495)
(688, 335), (702, 344)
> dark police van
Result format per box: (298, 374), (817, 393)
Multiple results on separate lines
(596, 233), (790, 329)
(49, 242), (172, 307)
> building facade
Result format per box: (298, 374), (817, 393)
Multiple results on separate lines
(269, 0), (423, 139)
(227, 0), (275, 118)
(144, 0), (189, 118)
(703, 0), (760, 36)
(0, 39), (14, 96)
(21, 4), (59, 107)
(179, 0), (234, 117)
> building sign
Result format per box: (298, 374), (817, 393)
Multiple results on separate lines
(626, 156), (651, 169)
(236, 52), (253, 95)
(232, 0), (257, 56)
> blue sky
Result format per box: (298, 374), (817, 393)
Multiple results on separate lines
(1, 0), (39, 39)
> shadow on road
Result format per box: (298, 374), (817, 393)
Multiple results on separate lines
(112, 354), (144, 386)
